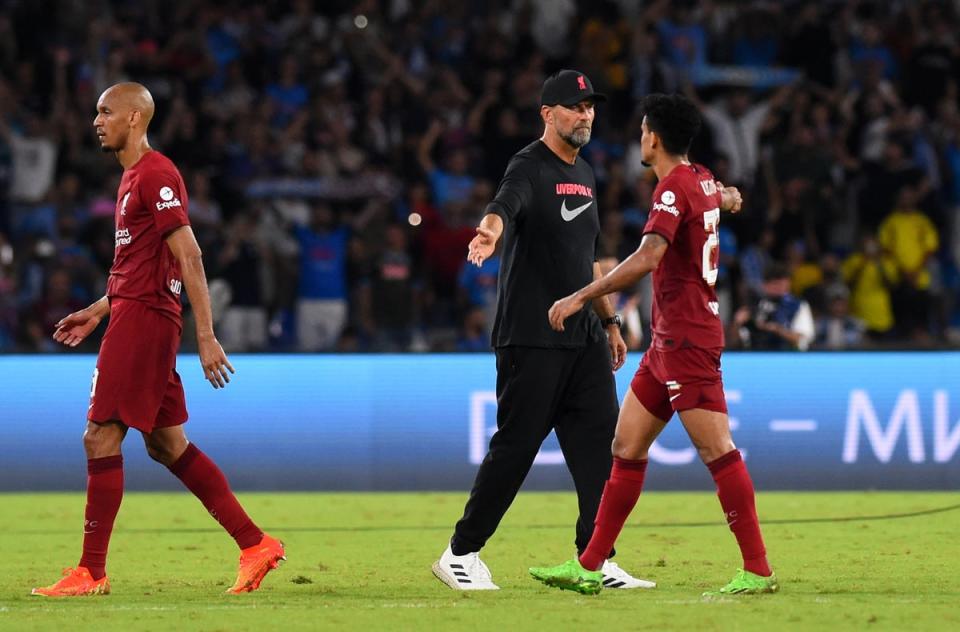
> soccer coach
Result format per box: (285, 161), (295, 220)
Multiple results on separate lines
(433, 70), (652, 591)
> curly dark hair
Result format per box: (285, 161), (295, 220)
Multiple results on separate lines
(639, 93), (702, 156)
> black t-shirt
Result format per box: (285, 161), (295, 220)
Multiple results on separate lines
(487, 140), (604, 348)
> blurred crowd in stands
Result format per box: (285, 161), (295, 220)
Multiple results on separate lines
(1, 0), (959, 353)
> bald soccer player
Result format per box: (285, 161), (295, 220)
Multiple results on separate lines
(32, 83), (285, 597)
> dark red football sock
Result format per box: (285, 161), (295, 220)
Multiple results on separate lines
(709, 449), (771, 577)
(168, 444), (263, 550)
(579, 457), (648, 572)
(78, 455), (124, 580)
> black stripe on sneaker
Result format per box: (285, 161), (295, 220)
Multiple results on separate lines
(603, 577), (616, 585)
(607, 581), (627, 588)
(450, 564), (464, 569)
(458, 578), (472, 583)
(454, 571), (468, 577)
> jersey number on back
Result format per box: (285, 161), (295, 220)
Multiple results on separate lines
(702, 208), (720, 286)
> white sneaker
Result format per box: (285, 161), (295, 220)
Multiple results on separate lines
(601, 560), (656, 589)
(432, 545), (500, 590)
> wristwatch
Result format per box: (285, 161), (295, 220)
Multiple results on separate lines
(601, 314), (622, 329)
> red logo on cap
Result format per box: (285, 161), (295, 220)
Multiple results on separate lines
(577, 76), (586, 90)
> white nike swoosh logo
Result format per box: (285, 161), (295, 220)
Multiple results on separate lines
(560, 199), (593, 222)
(669, 394), (681, 402)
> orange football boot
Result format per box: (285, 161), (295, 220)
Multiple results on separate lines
(32, 567), (110, 597)
(227, 534), (285, 594)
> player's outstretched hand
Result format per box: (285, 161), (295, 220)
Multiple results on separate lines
(53, 309), (102, 347)
(198, 335), (235, 389)
(548, 294), (585, 332)
(719, 184), (743, 213)
(467, 226), (497, 267)
(607, 328), (627, 371)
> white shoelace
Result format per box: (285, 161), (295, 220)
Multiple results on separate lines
(466, 553), (493, 582)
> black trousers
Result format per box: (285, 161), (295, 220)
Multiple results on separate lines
(451, 339), (619, 555)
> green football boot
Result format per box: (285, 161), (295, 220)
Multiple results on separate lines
(703, 568), (779, 597)
(529, 558), (603, 595)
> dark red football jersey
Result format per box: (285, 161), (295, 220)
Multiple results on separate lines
(105, 151), (190, 324)
(642, 163), (724, 350)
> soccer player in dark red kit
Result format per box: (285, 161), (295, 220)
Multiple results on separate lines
(530, 93), (778, 596)
(31, 83), (284, 597)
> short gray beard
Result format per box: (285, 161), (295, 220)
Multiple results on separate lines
(560, 127), (591, 148)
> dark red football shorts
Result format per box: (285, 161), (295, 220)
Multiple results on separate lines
(88, 298), (188, 433)
(629, 346), (727, 422)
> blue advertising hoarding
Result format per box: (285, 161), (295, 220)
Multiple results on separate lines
(0, 353), (957, 491)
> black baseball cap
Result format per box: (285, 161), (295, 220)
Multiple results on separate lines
(540, 70), (607, 107)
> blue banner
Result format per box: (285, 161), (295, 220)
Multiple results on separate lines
(0, 353), (957, 490)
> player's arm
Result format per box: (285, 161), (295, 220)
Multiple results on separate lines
(165, 225), (235, 389)
(591, 262), (627, 370)
(468, 155), (533, 266)
(548, 233), (668, 332)
(52, 296), (111, 347)
(590, 262), (618, 322)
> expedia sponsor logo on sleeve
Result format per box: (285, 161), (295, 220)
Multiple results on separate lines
(652, 202), (679, 216)
(652, 190), (679, 216)
(155, 186), (182, 211)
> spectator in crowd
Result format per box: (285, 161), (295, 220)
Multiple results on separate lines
(0, 232), (16, 350)
(715, 223), (738, 325)
(187, 170), (224, 263)
(218, 212), (268, 352)
(728, 262), (815, 351)
(814, 286), (865, 350)
(361, 223), (422, 352)
(456, 306), (489, 353)
(691, 84), (793, 186)
(417, 120), (476, 215)
(878, 185), (940, 341)
(740, 227), (776, 295)
(458, 251), (499, 341)
(0, 112), (58, 204)
(842, 233), (899, 341)
(294, 204), (349, 352)
(20, 267), (85, 352)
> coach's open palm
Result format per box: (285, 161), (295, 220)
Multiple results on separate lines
(53, 309), (102, 347)
(198, 336), (235, 389)
(467, 226), (497, 267)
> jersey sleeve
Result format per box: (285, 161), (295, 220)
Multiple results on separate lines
(485, 155), (535, 222)
(140, 167), (190, 237)
(643, 176), (687, 243)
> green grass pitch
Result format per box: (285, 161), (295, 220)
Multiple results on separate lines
(3, 491), (958, 631)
